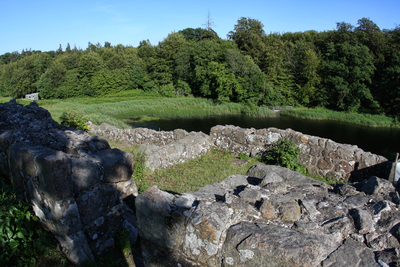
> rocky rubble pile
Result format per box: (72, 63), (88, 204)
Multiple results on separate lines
(0, 99), (138, 265)
(136, 163), (400, 267)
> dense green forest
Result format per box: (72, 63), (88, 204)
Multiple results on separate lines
(0, 17), (399, 115)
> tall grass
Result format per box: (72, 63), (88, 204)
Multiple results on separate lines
(37, 97), (245, 128)
(1, 95), (247, 129)
(281, 107), (400, 128)
(1, 95), (396, 129)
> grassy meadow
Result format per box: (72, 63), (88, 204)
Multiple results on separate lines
(281, 107), (400, 128)
(2, 93), (398, 130)
(1, 92), (275, 129)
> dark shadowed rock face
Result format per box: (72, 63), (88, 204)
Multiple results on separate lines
(0, 100), (138, 265)
(136, 164), (400, 267)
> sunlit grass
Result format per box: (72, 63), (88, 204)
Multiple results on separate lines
(2, 95), (397, 129)
(108, 137), (258, 194)
(45, 97), (245, 128)
(144, 149), (258, 194)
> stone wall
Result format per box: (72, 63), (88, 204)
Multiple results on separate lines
(0, 100), (139, 265)
(89, 122), (213, 171)
(210, 125), (389, 182)
(90, 122), (388, 182)
(89, 122), (190, 146)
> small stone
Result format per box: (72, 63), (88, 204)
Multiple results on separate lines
(260, 172), (284, 187)
(224, 193), (232, 204)
(351, 208), (375, 235)
(260, 200), (277, 220)
(279, 202), (301, 222)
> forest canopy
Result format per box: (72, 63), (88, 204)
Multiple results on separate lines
(0, 17), (399, 115)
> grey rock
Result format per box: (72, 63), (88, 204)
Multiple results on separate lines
(0, 99), (139, 264)
(222, 222), (330, 267)
(263, 181), (287, 193)
(259, 200), (278, 220)
(260, 171), (284, 186)
(362, 176), (389, 195)
(141, 131), (213, 171)
(96, 148), (133, 183)
(278, 201), (301, 222)
(70, 156), (102, 190)
(321, 239), (379, 267)
(238, 186), (262, 204)
(351, 208), (375, 235)
(220, 174), (249, 189)
(135, 186), (186, 250)
(56, 230), (95, 265)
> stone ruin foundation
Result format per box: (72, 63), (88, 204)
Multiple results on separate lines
(1, 99), (400, 266)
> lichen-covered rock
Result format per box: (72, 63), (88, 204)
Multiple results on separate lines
(321, 239), (379, 267)
(137, 163), (400, 267)
(222, 222), (337, 267)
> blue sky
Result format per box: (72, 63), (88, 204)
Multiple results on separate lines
(1, 0), (399, 55)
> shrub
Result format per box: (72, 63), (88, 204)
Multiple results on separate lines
(238, 153), (249, 159)
(0, 177), (62, 266)
(60, 111), (90, 131)
(159, 83), (175, 97)
(262, 138), (306, 175)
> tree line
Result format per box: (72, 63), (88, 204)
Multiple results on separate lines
(0, 17), (399, 115)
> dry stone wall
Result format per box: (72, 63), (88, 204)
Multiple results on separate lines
(89, 122), (190, 146)
(90, 122), (213, 171)
(0, 100), (139, 265)
(90, 122), (388, 182)
(210, 125), (389, 181)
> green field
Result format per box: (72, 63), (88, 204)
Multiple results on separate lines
(1, 93), (276, 129)
(2, 93), (398, 130)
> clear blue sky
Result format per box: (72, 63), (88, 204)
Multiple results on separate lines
(1, 0), (399, 55)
